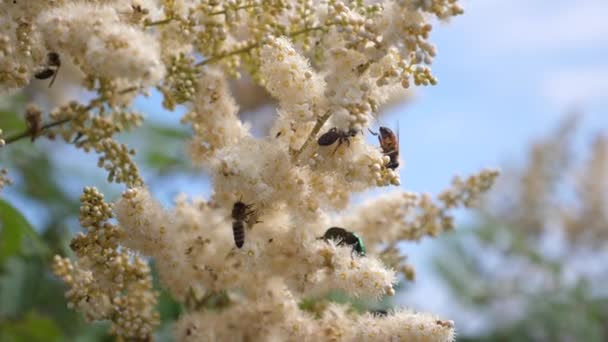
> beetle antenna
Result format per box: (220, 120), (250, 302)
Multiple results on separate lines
(397, 120), (400, 141)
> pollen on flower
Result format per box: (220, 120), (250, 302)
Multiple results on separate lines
(260, 36), (325, 122)
(182, 67), (249, 165)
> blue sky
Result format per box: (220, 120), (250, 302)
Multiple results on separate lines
(390, 0), (608, 332)
(395, 0), (608, 194)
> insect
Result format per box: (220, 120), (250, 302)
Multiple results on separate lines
(317, 128), (359, 155)
(231, 201), (257, 248)
(369, 126), (399, 170)
(370, 309), (388, 317)
(34, 52), (61, 88)
(319, 227), (366, 256)
(25, 105), (42, 142)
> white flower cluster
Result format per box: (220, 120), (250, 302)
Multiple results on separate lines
(260, 37), (325, 122)
(38, 3), (164, 86)
(1, 0), (501, 340)
(174, 290), (454, 341)
(116, 188), (396, 301)
(1, 2), (163, 93)
(182, 68), (249, 165)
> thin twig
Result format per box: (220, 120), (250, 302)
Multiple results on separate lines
(292, 110), (332, 159)
(2, 87), (138, 146)
(144, 17), (173, 27)
(195, 24), (330, 67)
(4, 118), (72, 144)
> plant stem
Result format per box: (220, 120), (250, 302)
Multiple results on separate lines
(195, 24), (330, 67)
(292, 110), (332, 159)
(144, 17), (173, 27)
(2, 87), (138, 146)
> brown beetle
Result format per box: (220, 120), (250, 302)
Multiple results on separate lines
(369, 126), (399, 170)
(317, 128), (359, 155)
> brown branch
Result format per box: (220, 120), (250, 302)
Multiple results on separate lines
(2, 87), (139, 146)
(195, 24), (330, 67)
(144, 17), (173, 27)
(4, 118), (72, 144)
(292, 110), (332, 160)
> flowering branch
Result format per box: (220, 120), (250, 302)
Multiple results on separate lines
(0, 1), (494, 340)
(3, 117), (71, 145)
(195, 24), (331, 68)
(293, 110), (332, 159)
(1, 87), (139, 146)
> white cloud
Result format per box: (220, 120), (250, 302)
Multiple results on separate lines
(540, 65), (608, 108)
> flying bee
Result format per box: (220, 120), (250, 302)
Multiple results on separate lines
(317, 128), (359, 155)
(319, 227), (366, 256)
(369, 126), (399, 170)
(34, 52), (61, 88)
(231, 200), (257, 248)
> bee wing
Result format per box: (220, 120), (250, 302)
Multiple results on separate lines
(397, 120), (400, 144)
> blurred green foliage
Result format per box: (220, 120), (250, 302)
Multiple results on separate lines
(436, 224), (608, 342)
(433, 118), (608, 342)
(0, 96), (188, 341)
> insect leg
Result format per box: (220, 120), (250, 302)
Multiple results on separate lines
(48, 66), (59, 87)
(331, 139), (343, 156)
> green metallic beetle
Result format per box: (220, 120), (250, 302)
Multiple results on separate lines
(319, 227), (366, 256)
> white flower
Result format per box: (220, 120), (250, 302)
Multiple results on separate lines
(37, 2), (164, 86)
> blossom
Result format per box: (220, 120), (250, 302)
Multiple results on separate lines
(37, 2), (164, 86)
(0, 0), (502, 340)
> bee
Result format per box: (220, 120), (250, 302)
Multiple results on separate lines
(435, 319), (455, 328)
(319, 227), (366, 256)
(370, 309), (388, 317)
(317, 128), (359, 155)
(34, 52), (61, 88)
(369, 126), (399, 170)
(231, 201), (257, 248)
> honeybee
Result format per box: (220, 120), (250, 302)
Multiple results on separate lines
(370, 309), (388, 317)
(231, 201), (257, 248)
(34, 52), (61, 88)
(369, 126), (399, 170)
(319, 227), (366, 256)
(317, 128), (359, 155)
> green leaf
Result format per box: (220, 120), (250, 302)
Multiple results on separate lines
(146, 124), (189, 140)
(12, 152), (72, 208)
(144, 150), (185, 171)
(0, 199), (48, 263)
(0, 96), (27, 134)
(0, 311), (63, 342)
(0, 257), (29, 316)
